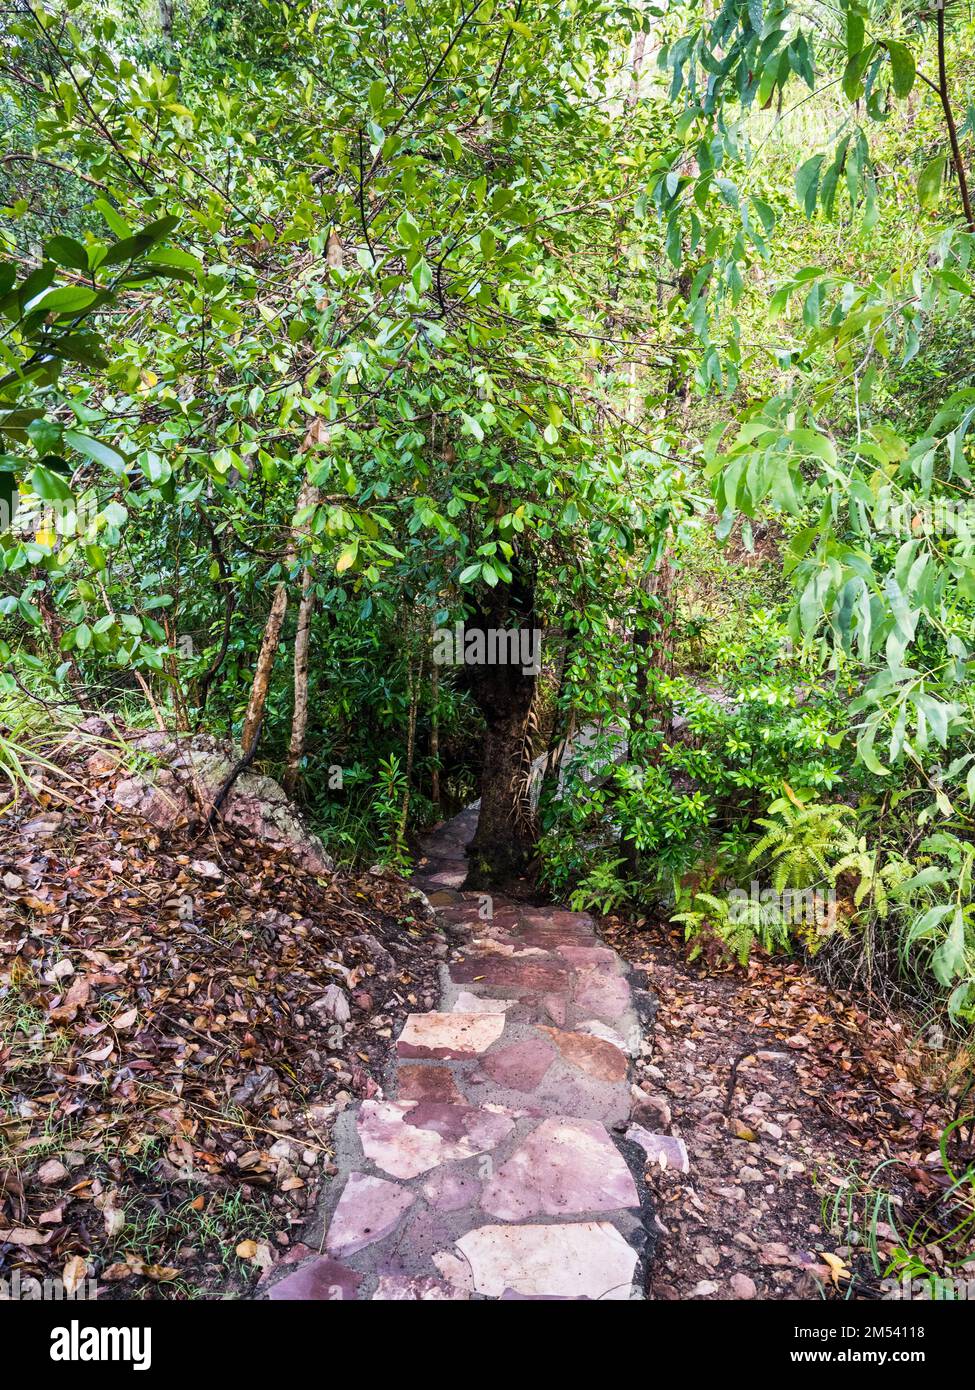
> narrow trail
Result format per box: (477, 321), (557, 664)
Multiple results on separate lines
(262, 808), (661, 1300)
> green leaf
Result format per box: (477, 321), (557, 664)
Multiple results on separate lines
(917, 155), (946, 210)
(63, 430), (126, 473)
(28, 286), (97, 316)
(795, 155), (824, 218)
(396, 211), (421, 246)
(44, 236), (89, 272)
(30, 464), (72, 502)
(886, 41), (915, 99)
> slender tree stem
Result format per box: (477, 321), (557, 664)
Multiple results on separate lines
(936, 1), (974, 231)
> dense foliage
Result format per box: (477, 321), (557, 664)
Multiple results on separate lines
(1, 0), (973, 1031)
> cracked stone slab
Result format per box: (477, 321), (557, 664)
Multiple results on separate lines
(397, 1010), (505, 1058)
(480, 1116), (640, 1221)
(451, 1222), (638, 1300)
(357, 1099), (515, 1179)
(326, 1174), (415, 1257)
(572, 964), (632, 1023)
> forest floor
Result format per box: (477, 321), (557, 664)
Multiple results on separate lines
(604, 913), (974, 1300)
(3, 743), (972, 1302)
(0, 739), (441, 1300)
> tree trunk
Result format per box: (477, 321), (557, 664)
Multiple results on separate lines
(463, 567), (539, 888)
(240, 482), (318, 761)
(159, 0), (173, 38)
(429, 654), (441, 814)
(282, 565), (315, 795)
(240, 578), (290, 758)
(399, 655), (421, 841)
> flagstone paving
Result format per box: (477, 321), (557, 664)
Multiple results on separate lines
(262, 807), (658, 1301)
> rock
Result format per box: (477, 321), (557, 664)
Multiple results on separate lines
(690, 1280), (719, 1297)
(396, 1012), (505, 1059)
(739, 1166), (765, 1183)
(480, 1117), (639, 1221)
(326, 1174), (415, 1257)
(37, 1160), (68, 1185)
(730, 1272), (757, 1299)
(356, 1099), (514, 1180)
(265, 1255), (361, 1301)
(110, 731), (333, 873)
(626, 1126), (689, 1173)
(630, 1086), (671, 1128)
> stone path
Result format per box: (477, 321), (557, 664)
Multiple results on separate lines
(262, 808), (658, 1300)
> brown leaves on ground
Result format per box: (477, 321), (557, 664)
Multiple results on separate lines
(0, 753), (441, 1299)
(604, 915), (974, 1301)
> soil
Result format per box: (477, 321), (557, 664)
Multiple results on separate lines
(604, 913), (974, 1301)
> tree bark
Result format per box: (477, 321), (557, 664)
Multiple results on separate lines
(399, 654), (421, 841)
(240, 482), (318, 761)
(240, 577), (290, 758)
(463, 565), (539, 888)
(282, 565), (315, 795)
(429, 653), (441, 814)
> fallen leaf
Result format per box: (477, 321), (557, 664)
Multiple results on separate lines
(63, 1255), (88, 1294)
(4, 1227), (51, 1246)
(819, 1251), (852, 1287)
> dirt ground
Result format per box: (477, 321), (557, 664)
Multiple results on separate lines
(604, 914), (974, 1300)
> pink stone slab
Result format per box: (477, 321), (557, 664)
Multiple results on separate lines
(326, 1173), (415, 1257)
(515, 924), (595, 949)
(357, 1099), (514, 1179)
(397, 1064), (467, 1104)
(371, 1273), (463, 1300)
(453, 1222), (637, 1300)
(480, 1116), (639, 1220)
(450, 955), (569, 992)
(538, 1025), (628, 1083)
(479, 1036), (557, 1092)
(397, 1011), (505, 1059)
(450, 991), (514, 1014)
(557, 944), (619, 969)
(266, 1255), (361, 1300)
(573, 965), (632, 1023)
(421, 1166), (482, 1212)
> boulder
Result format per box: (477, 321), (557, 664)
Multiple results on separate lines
(108, 731), (333, 874)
